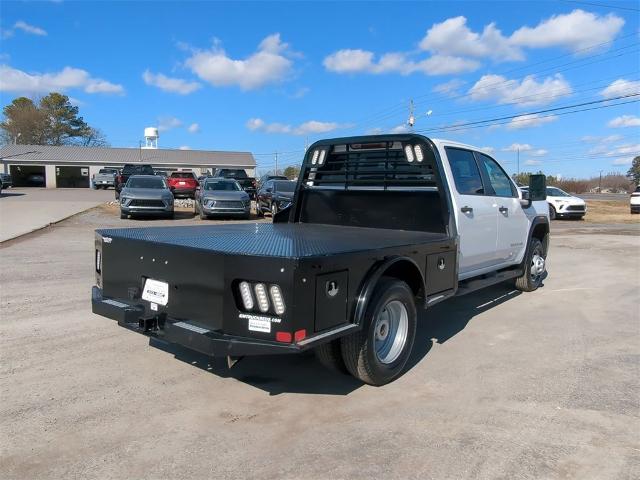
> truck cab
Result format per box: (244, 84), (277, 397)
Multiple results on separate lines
(92, 134), (548, 386)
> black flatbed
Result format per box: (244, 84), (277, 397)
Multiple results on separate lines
(97, 223), (450, 259)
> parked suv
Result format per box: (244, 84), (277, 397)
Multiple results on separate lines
(257, 179), (296, 216)
(115, 164), (155, 199)
(167, 171), (198, 199)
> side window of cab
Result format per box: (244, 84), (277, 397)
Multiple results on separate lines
(475, 152), (516, 198)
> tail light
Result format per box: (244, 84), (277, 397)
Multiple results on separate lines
(252, 179), (257, 188)
(116, 174), (123, 184)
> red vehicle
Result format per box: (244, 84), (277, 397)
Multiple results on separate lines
(167, 171), (198, 198)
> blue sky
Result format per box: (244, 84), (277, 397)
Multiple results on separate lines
(1, 0), (639, 177)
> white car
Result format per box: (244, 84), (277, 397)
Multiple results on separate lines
(544, 187), (586, 220)
(631, 186), (640, 214)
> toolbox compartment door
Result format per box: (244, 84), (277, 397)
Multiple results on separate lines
(426, 252), (456, 295)
(314, 270), (348, 332)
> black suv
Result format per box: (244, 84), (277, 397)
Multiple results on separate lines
(115, 164), (154, 199)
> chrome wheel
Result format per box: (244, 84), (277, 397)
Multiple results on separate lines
(530, 246), (545, 283)
(374, 300), (409, 364)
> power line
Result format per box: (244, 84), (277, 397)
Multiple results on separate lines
(413, 93), (640, 134)
(558, 0), (640, 12)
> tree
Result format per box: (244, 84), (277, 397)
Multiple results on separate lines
(627, 156), (640, 186)
(283, 165), (300, 180)
(0, 97), (47, 145)
(1, 92), (106, 146)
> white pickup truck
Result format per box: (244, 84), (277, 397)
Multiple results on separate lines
(92, 134), (550, 385)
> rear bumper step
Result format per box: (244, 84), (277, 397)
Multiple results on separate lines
(92, 286), (309, 357)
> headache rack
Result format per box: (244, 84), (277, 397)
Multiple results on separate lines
(301, 141), (438, 191)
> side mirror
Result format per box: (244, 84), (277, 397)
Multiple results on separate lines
(529, 174), (547, 201)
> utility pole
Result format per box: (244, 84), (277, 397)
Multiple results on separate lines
(274, 152), (278, 175)
(517, 147), (520, 175)
(407, 99), (415, 128)
(598, 170), (603, 192)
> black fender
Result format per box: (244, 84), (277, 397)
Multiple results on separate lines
(523, 215), (550, 261)
(352, 256), (426, 327)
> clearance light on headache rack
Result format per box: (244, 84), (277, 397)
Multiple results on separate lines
(317, 149), (327, 166)
(404, 144), (415, 162)
(414, 144), (424, 162)
(254, 283), (270, 313)
(311, 149), (319, 165)
(95, 250), (101, 273)
(239, 281), (254, 310)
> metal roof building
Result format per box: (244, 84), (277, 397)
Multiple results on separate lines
(0, 144), (256, 188)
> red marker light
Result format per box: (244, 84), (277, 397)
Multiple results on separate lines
(275, 331), (292, 343)
(294, 329), (307, 342)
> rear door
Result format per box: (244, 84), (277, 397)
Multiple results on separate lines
(475, 152), (528, 264)
(444, 147), (499, 276)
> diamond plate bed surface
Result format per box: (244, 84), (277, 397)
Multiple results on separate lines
(97, 223), (448, 258)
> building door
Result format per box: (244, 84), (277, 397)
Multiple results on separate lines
(9, 165), (46, 187)
(56, 166), (90, 188)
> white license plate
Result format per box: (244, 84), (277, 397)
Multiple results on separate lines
(142, 278), (169, 306)
(179, 181), (186, 185)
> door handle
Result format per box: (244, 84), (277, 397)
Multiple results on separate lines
(499, 206), (508, 214)
(461, 206), (473, 214)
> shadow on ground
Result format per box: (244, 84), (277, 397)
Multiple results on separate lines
(0, 191), (26, 198)
(150, 283), (521, 396)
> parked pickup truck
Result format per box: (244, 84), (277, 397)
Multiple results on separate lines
(212, 168), (257, 199)
(92, 168), (119, 189)
(115, 164), (155, 199)
(92, 134), (549, 385)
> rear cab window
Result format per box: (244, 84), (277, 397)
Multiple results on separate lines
(170, 172), (196, 179)
(445, 147), (484, 195)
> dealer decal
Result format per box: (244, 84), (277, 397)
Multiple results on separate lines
(239, 313), (281, 333)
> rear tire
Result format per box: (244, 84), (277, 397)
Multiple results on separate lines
(315, 340), (349, 374)
(120, 211), (127, 219)
(549, 204), (556, 220)
(341, 277), (417, 386)
(515, 237), (545, 292)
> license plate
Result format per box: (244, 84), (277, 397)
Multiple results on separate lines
(179, 181), (186, 185)
(142, 278), (169, 306)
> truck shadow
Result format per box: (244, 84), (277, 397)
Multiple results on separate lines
(150, 283), (522, 396)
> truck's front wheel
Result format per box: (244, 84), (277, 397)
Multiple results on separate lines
(515, 237), (546, 292)
(341, 277), (416, 386)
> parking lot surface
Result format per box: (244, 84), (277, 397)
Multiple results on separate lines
(1, 209), (639, 479)
(0, 188), (113, 242)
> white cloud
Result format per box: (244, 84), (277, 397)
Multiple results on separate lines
(608, 115), (640, 128)
(246, 118), (350, 135)
(606, 143), (640, 156)
(528, 149), (548, 157)
(158, 116), (182, 132)
(582, 134), (624, 143)
(419, 16), (523, 61)
(612, 158), (633, 165)
(14, 21), (47, 36)
(468, 73), (572, 107)
(433, 79), (466, 97)
(510, 9), (624, 52)
(479, 146), (495, 154)
(507, 114), (558, 130)
(502, 143), (533, 152)
(142, 70), (201, 94)
(0, 64), (124, 95)
(179, 146), (190, 150)
(323, 49), (479, 76)
(185, 33), (294, 90)
(187, 123), (200, 133)
(600, 79), (640, 99)
(390, 124), (411, 134)
(525, 159), (542, 166)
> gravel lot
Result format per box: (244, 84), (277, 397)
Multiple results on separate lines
(1, 208), (638, 480)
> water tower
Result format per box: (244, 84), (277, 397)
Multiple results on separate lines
(142, 127), (159, 149)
